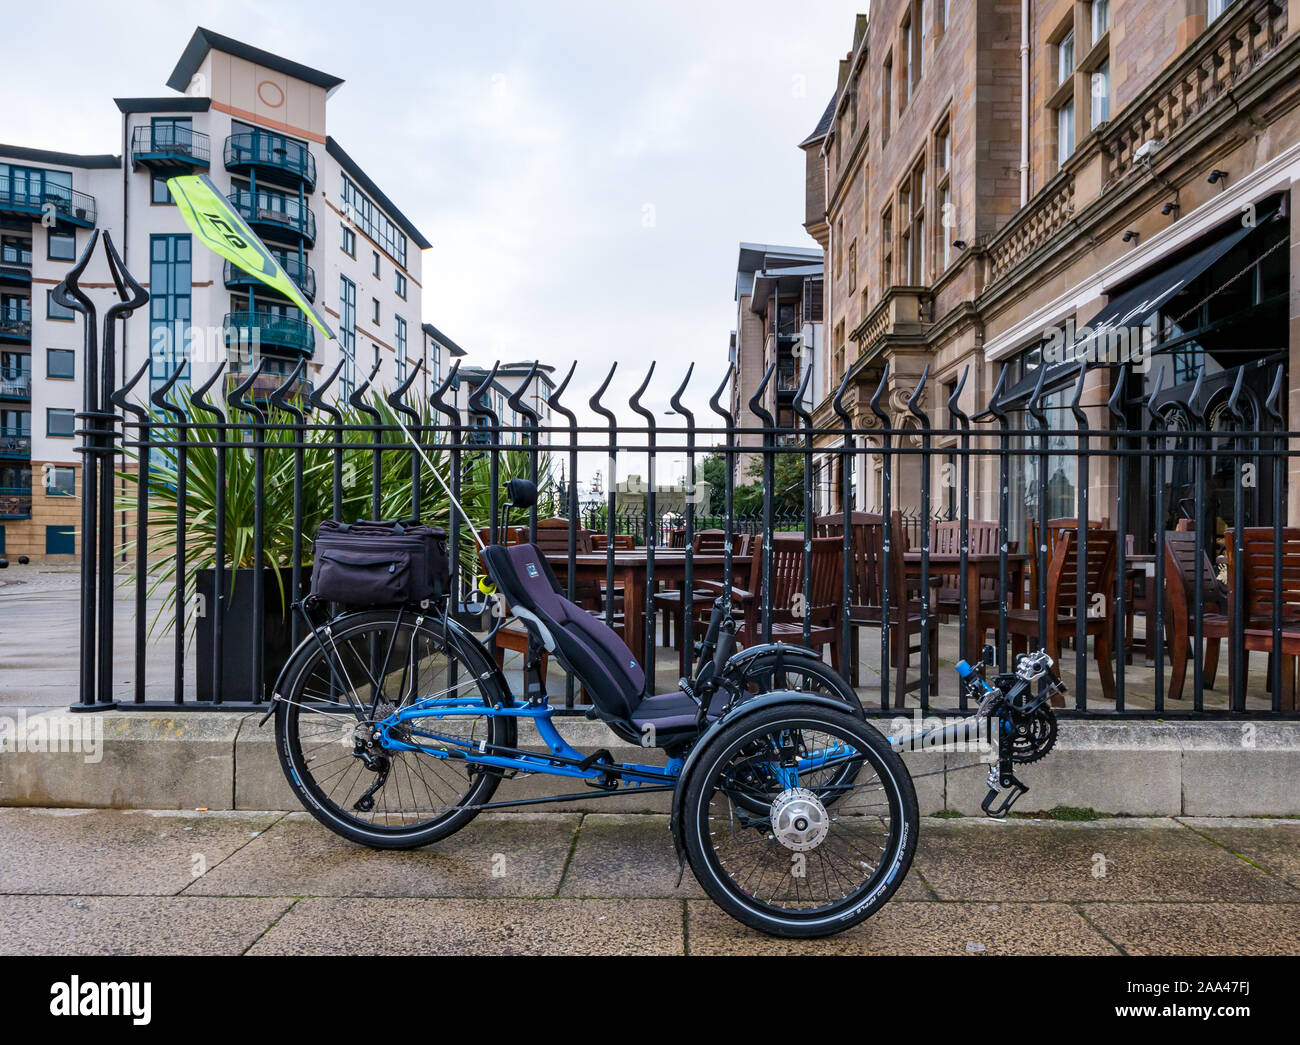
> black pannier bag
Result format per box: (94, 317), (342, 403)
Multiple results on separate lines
(311, 519), (450, 607)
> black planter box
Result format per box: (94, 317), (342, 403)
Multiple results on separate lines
(195, 566), (301, 703)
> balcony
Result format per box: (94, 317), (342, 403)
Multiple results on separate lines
(223, 311), (315, 357)
(0, 303), (32, 342)
(0, 428), (31, 458)
(226, 191), (316, 247)
(0, 485), (30, 519)
(224, 255), (316, 302)
(224, 131), (316, 192)
(0, 176), (96, 228)
(225, 368), (314, 402)
(130, 124), (211, 171)
(0, 369), (31, 400)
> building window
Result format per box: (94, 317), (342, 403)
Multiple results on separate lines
(395, 316), (407, 380)
(935, 120), (952, 272)
(901, 14), (913, 110)
(1090, 60), (1110, 128)
(936, 0), (949, 35)
(371, 298), (380, 325)
(48, 228), (76, 262)
(47, 408), (75, 437)
(881, 205), (894, 290)
(1056, 98), (1075, 168)
(919, 0), (930, 76)
(339, 276), (356, 399)
(372, 251), (381, 278)
(46, 289), (74, 320)
(395, 272), (407, 299)
(43, 464), (75, 496)
(341, 224), (356, 257)
(47, 348), (74, 380)
(1057, 29), (1075, 86)
(882, 52), (893, 141)
(151, 174), (173, 205)
(1091, 0), (1109, 41)
(847, 240), (857, 295)
(45, 525), (75, 555)
(1, 236), (31, 265)
(148, 234), (191, 393)
(1208, 0), (1234, 20)
(909, 161), (926, 283)
(340, 174), (408, 269)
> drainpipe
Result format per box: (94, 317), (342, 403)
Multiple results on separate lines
(1020, 0), (1030, 206)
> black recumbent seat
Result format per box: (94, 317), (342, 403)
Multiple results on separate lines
(483, 541), (726, 740)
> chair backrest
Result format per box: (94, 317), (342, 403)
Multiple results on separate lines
(693, 529), (744, 555)
(533, 517), (592, 555)
(1223, 527), (1300, 622)
(814, 510), (909, 611)
(932, 519), (1001, 556)
(478, 525), (528, 547)
(1045, 528), (1117, 617)
(591, 533), (633, 551)
(1164, 531), (1225, 611)
(742, 533), (842, 625)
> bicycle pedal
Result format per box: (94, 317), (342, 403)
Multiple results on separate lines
(980, 776), (1028, 819)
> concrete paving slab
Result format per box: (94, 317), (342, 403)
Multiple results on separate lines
(184, 811), (580, 898)
(248, 897), (685, 955)
(557, 814), (703, 897)
(0, 895), (292, 955)
(0, 808), (285, 895)
(1177, 818), (1300, 888)
(1081, 902), (1300, 955)
(913, 817), (1298, 902)
(686, 900), (1119, 955)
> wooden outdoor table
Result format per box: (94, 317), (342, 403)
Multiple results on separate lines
(545, 551), (752, 665)
(904, 551), (1029, 661)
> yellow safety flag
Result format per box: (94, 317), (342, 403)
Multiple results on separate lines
(167, 173), (335, 340)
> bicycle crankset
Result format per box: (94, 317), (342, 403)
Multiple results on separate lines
(1009, 705), (1057, 764)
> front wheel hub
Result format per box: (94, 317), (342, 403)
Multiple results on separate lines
(769, 787), (829, 852)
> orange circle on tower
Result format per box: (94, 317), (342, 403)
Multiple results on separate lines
(257, 81), (285, 108)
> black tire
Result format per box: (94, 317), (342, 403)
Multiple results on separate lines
(681, 703), (918, 938)
(274, 609), (511, 850)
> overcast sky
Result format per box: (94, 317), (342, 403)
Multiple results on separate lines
(3, 0), (862, 479)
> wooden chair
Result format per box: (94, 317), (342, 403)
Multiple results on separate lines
(1162, 531), (1227, 702)
(981, 528), (1118, 704)
(691, 533), (844, 672)
(814, 511), (938, 706)
(1220, 527), (1300, 710)
(590, 533), (634, 551)
(930, 519), (1006, 611)
(1027, 517), (1106, 604)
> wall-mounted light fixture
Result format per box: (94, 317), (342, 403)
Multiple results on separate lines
(1161, 201), (1180, 216)
(1207, 169), (1229, 185)
(1122, 229), (1140, 243)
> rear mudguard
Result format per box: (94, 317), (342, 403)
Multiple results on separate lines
(668, 691), (861, 862)
(721, 642), (862, 712)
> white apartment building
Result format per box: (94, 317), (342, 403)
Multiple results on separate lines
(0, 27), (448, 561)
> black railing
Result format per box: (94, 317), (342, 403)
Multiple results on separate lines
(223, 311), (315, 356)
(0, 302), (32, 339)
(226, 191), (316, 245)
(52, 235), (1300, 721)
(224, 131), (317, 191)
(130, 124), (211, 166)
(0, 176), (96, 227)
(0, 484), (31, 518)
(224, 256), (315, 301)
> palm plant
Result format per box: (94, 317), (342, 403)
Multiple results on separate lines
(119, 389), (554, 636)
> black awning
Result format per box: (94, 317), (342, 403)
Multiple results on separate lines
(1000, 217), (1265, 406)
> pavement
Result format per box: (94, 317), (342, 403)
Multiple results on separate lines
(1, 808), (1297, 955)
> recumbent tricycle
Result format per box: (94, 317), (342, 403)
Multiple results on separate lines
(267, 478), (1065, 938)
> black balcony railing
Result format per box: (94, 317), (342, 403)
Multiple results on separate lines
(223, 311), (315, 356)
(0, 368), (31, 399)
(0, 176), (96, 228)
(224, 131), (317, 191)
(0, 484), (31, 518)
(224, 256), (316, 301)
(0, 427), (31, 456)
(226, 191), (316, 245)
(130, 124), (211, 169)
(0, 303), (32, 340)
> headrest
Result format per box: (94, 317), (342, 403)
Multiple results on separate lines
(505, 478), (538, 509)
